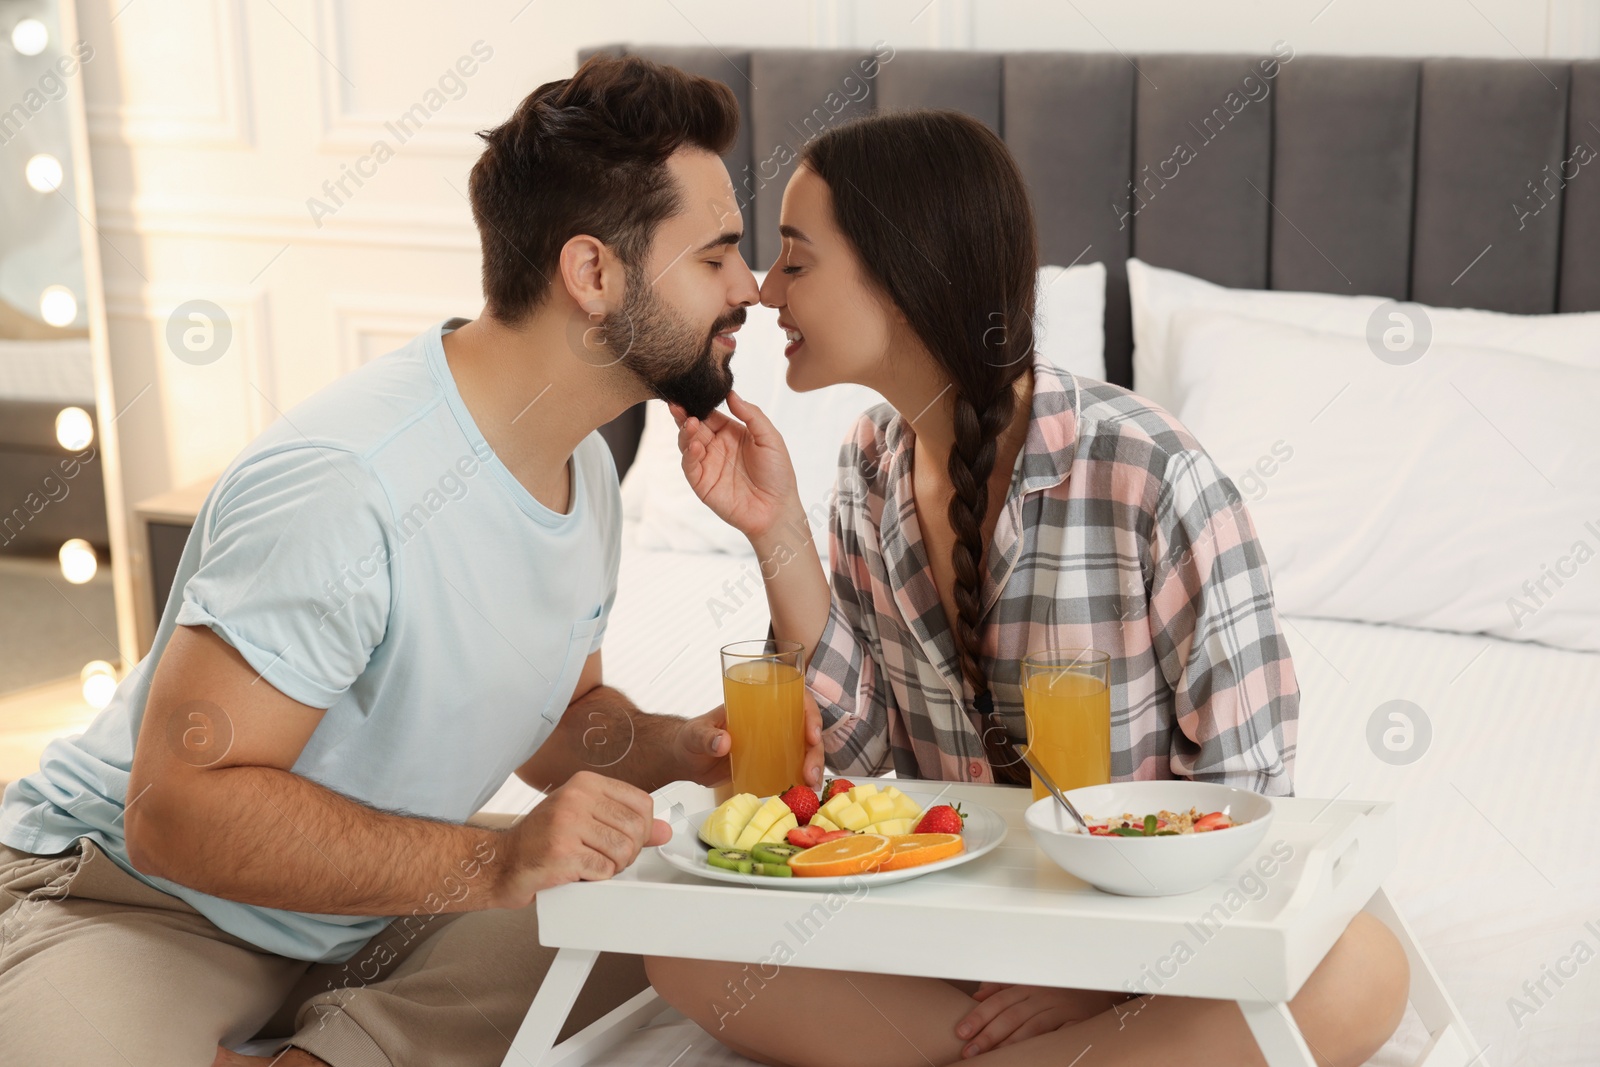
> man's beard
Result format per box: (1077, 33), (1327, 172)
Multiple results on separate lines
(607, 264), (742, 420)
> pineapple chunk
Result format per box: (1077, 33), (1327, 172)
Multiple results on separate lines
(870, 817), (914, 836)
(862, 794), (897, 822)
(699, 810), (737, 848)
(752, 794), (792, 830)
(698, 793), (762, 848)
(834, 802), (870, 831)
(729, 793), (765, 829)
(818, 795), (854, 823)
(876, 786), (921, 821)
(762, 812), (799, 844)
(810, 813), (839, 831)
(846, 783), (880, 801)
(734, 796), (794, 850)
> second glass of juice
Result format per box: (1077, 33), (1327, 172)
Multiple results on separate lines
(1021, 648), (1112, 801)
(720, 639), (806, 797)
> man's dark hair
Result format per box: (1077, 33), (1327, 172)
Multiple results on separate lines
(468, 55), (740, 324)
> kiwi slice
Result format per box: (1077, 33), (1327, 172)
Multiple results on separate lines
(707, 849), (754, 874)
(752, 861), (794, 877)
(752, 843), (805, 865)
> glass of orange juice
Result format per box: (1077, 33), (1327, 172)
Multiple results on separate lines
(720, 640), (806, 797)
(1021, 648), (1112, 801)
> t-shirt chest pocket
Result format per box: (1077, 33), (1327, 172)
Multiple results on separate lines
(539, 605), (604, 723)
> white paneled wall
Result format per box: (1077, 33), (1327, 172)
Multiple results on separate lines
(78, 0), (1599, 569)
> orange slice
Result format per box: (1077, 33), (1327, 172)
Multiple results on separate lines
(789, 833), (892, 877)
(876, 833), (965, 872)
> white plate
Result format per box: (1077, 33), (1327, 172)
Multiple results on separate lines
(655, 790), (1008, 891)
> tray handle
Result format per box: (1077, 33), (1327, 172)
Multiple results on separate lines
(1276, 807), (1372, 919)
(650, 779), (715, 819)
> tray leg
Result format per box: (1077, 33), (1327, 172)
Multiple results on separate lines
(543, 987), (673, 1067)
(502, 947), (599, 1067)
(1237, 999), (1319, 1067)
(1361, 885), (1490, 1067)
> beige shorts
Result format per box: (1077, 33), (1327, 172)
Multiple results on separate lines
(0, 836), (646, 1067)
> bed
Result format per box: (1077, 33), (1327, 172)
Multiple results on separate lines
(467, 44), (1600, 1067)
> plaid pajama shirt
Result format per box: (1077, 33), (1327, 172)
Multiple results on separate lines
(804, 351), (1299, 795)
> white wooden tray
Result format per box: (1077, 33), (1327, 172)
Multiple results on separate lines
(511, 777), (1487, 1067)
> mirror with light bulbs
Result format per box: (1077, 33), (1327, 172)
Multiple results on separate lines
(1, 0), (128, 708)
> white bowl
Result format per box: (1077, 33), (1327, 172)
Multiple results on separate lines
(1024, 781), (1274, 897)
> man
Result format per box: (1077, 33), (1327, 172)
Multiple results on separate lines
(0, 55), (819, 1066)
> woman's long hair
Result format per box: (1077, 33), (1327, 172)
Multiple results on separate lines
(802, 110), (1038, 785)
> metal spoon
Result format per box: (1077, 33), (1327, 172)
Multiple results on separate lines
(1019, 747), (1091, 833)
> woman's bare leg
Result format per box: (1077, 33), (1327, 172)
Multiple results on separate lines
(646, 953), (977, 1067)
(961, 912), (1410, 1066)
(645, 911), (1408, 1067)
(645, 956), (1125, 1067)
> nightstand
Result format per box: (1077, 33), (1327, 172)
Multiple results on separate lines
(131, 475), (218, 657)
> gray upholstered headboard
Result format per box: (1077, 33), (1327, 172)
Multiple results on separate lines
(583, 45), (1599, 478)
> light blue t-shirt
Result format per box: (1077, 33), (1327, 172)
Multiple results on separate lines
(0, 318), (621, 963)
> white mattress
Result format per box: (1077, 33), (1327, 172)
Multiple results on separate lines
(487, 527), (1600, 1066)
(0, 337), (95, 403)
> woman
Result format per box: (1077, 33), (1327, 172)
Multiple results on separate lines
(645, 111), (1408, 1066)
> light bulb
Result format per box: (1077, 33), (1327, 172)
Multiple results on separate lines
(55, 406), (93, 450)
(40, 285), (76, 327)
(25, 153), (62, 192)
(11, 18), (47, 56)
(59, 538), (97, 583)
(81, 661), (117, 709)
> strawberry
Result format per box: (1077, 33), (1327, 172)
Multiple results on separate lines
(1194, 812), (1232, 832)
(787, 824), (826, 848)
(822, 778), (854, 802)
(779, 784), (820, 824)
(914, 803), (965, 835)
(817, 829), (854, 843)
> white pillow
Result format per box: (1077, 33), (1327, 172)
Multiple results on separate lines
(1169, 308), (1600, 653)
(622, 263), (1107, 555)
(1037, 261), (1107, 381)
(1128, 258), (1600, 411)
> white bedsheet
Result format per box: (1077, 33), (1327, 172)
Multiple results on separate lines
(1286, 615), (1600, 1067)
(485, 529), (1600, 1066)
(0, 337), (94, 403)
